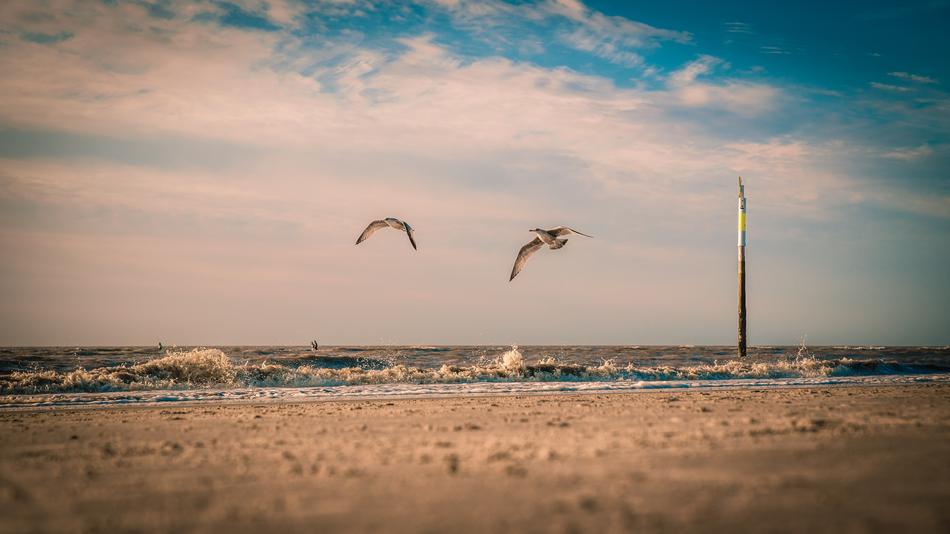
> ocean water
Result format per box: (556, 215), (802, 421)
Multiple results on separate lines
(1, 345), (949, 407)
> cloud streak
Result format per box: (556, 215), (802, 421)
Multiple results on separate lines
(888, 71), (937, 84)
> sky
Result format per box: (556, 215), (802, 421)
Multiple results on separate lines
(0, 0), (948, 346)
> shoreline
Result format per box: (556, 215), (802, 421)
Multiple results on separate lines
(2, 383), (949, 532)
(2, 372), (949, 410)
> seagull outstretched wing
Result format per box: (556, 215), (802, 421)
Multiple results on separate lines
(405, 225), (418, 250)
(510, 237), (544, 281)
(356, 220), (389, 245)
(548, 226), (593, 238)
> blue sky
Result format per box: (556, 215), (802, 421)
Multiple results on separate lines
(0, 0), (947, 345)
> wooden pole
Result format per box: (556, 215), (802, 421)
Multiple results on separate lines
(737, 177), (747, 358)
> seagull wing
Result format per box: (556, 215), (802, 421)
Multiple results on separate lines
(510, 237), (544, 281)
(405, 225), (418, 250)
(356, 220), (389, 245)
(548, 226), (593, 238)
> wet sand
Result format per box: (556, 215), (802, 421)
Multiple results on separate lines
(1, 384), (949, 533)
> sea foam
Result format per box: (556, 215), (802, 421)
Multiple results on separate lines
(1, 346), (947, 396)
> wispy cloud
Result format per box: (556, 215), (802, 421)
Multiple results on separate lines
(668, 55), (724, 85)
(663, 55), (778, 115)
(427, 0), (689, 68)
(723, 21), (754, 34)
(560, 28), (644, 67)
(759, 45), (790, 55)
(871, 81), (912, 92)
(543, 0), (691, 49)
(888, 71), (937, 84)
(880, 144), (934, 160)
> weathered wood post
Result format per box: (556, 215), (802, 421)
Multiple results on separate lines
(737, 177), (747, 358)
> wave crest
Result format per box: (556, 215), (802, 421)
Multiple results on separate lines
(1, 347), (946, 395)
(2, 349), (237, 393)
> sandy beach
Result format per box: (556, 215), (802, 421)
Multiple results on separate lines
(1, 384), (948, 533)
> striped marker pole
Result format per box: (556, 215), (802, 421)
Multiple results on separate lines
(737, 177), (747, 358)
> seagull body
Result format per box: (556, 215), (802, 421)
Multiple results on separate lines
(510, 226), (593, 281)
(356, 217), (417, 250)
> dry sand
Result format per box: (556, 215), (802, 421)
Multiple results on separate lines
(1, 384), (949, 533)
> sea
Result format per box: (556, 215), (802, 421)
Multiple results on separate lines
(1, 345), (949, 407)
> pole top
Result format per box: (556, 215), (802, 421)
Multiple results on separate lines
(738, 176), (744, 198)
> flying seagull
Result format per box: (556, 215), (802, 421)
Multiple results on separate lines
(510, 226), (593, 281)
(355, 217), (418, 250)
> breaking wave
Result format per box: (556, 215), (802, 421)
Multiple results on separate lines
(2, 346), (948, 395)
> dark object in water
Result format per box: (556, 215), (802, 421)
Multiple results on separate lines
(310, 340), (319, 351)
(158, 342), (164, 351)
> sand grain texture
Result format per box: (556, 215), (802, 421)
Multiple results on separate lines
(1, 385), (949, 533)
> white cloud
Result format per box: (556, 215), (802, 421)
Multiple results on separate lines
(664, 55), (777, 115)
(545, 0), (587, 20)
(723, 21), (754, 34)
(547, 0), (690, 66)
(881, 144), (934, 160)
(560, 28), (644, 66)
(888, 71), (937, 84)
(426, 0), (689, 67)
(668, 55), (724, 85)
(0, 3), (914, 223)
(871, 82), (912, 92)
(672, 82), (778, 114)
(1, 1), (935, 223)
(759, 45), (790, 55)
